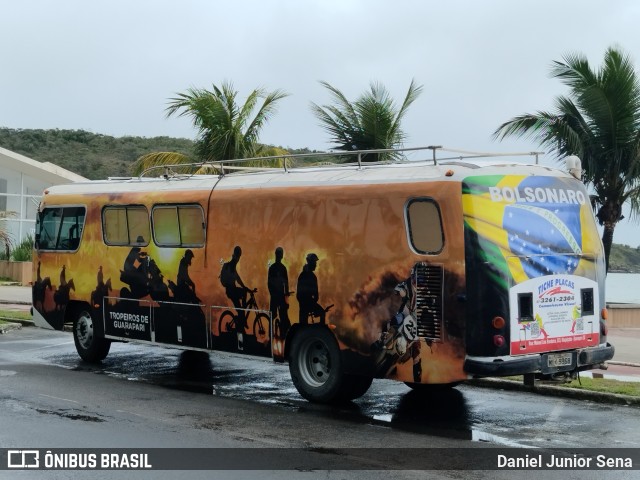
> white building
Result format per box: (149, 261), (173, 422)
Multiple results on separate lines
(0, 146), (87, 247)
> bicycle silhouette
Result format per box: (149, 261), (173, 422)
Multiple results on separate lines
(304, 303), (334, 325)
(218, 288), (270, 344)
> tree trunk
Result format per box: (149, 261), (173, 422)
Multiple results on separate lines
(601, 223), (616, 274)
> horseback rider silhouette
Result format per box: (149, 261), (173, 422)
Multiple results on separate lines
(121, 236), (149, 298)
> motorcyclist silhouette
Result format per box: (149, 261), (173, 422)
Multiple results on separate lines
(372, 268), (422, 383)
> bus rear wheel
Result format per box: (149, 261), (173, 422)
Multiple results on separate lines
(288, 326), (372, 403)
(73, 308), (111, 363)
(289, 326), (344, 403)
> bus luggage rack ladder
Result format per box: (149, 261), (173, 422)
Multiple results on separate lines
(414, 262), (444, 341)
(138, 146), (545, 179)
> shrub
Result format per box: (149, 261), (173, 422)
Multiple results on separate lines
(10, 235), (33, 262)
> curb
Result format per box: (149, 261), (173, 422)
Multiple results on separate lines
(0, 318), (35, 327)
(0, 300), (31, 306)
(0, 322), (23, 334)
(608, 360), (640, 368)
(467, 377), (640, 407)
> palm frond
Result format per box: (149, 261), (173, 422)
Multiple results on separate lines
(389, 79), (423, 142)
(312, 80), (422, 160)
(496, 46), (640, 270)
(243, 89), (290, 147)
(131, 152), (194, 176)
(164, 82), (288, 163)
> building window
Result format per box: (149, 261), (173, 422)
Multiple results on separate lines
(0, 178), (6, 211)
(36, 206), (86, 251)
(405, 198), (444, 254)
(152, 204), (205, 247)
(102, 206), (149, 246)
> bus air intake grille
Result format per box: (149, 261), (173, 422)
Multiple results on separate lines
(414, 262), (444, 341)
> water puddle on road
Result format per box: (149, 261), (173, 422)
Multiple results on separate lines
(471, 429), (536, 448)
(39, 344), (540, 447)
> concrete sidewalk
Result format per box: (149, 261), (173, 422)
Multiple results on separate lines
(0, 285), (31, 304)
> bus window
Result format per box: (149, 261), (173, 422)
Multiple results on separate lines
(36, 206), (86, 251)
(103, 206), (149, 246)
(152, 204), (205, 247)
(406, 198), (444, 254)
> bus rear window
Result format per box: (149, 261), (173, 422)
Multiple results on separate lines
(406, 199), (444, 254)
(103, 206), (149, 246)
(152, 204), (205, 247)
(36, 206), (86, 251)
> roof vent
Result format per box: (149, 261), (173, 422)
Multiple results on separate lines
(565, 155), (582, 180)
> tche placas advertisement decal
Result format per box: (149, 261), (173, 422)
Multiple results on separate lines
(508, 275), (599, 354)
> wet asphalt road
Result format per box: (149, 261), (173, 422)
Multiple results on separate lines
(1, 327), (639, 480)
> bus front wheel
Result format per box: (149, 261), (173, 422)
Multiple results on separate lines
(73, 308), (111, 363)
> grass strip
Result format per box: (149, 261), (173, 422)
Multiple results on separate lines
(0, 309), (32, 321)
(505, 375), (640, 397)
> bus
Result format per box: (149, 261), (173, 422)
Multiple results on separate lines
(31, 147), (615, 403)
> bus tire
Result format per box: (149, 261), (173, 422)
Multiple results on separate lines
(73, 308), (111, 363)
(289, 326), (344, 403)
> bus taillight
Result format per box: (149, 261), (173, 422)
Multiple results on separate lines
(492, 316), (506, 329)
(493, 335), (505, 347)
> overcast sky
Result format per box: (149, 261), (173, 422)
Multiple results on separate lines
(2, 0), (640, 246)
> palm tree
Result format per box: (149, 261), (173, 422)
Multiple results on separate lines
(311, 80), (423, 162)
(132, 82), (289, 175)
(493, 46), (640, 272)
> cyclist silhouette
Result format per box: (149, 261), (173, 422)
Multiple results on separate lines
(268, 247), (291, 337)
(221, 246), (248, 331)
(296, 253), (325, 325)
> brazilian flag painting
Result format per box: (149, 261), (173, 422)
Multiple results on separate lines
(462, 174), (602, 287)
(462, 174), (605, 356)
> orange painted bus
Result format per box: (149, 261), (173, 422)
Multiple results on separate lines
(31, 147), (614, 402)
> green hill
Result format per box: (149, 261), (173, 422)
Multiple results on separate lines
(0, 127), (195, 180)
(609, 243), (640, 273)
(0, 127), (330, 179)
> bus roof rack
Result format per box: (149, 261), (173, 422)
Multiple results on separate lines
(138, 146), (546, 179)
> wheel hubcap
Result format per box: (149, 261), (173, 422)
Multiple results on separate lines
(76, 312), (94, 349)
(298, 338), (330, 387)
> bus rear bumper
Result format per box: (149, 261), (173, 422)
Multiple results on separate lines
(464, 343), (615, 377)
(577, 342), (615, 367)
